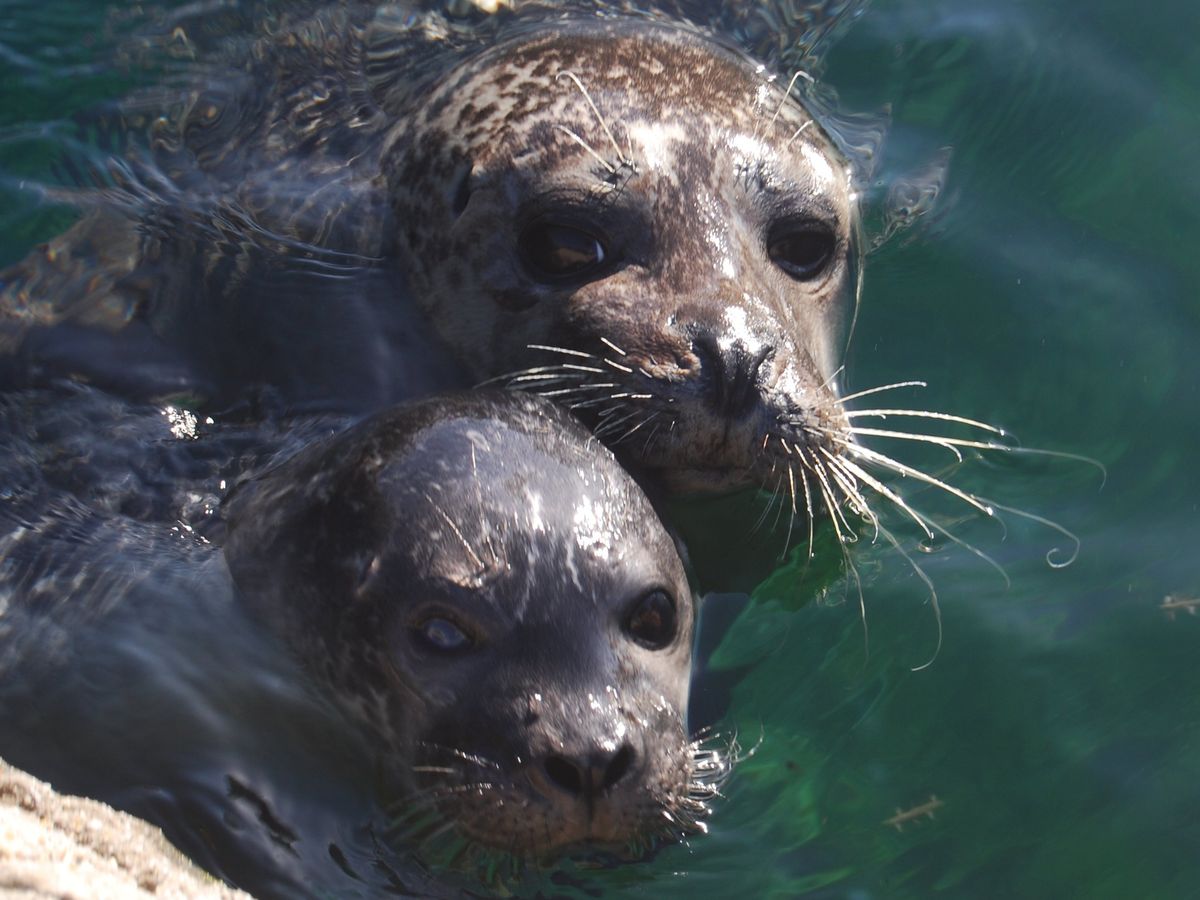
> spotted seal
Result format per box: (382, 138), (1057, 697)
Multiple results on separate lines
(0, 4), (857, 496)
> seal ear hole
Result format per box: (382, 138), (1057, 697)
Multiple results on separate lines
(413, 616), (473, 653)
(518, 221), (609, 283)
(767, 221), (836, 281)
(623, 590), (677, 650)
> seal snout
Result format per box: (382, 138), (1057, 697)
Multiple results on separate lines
(538, 742), (638, 804)
(691, 331), (776, 419)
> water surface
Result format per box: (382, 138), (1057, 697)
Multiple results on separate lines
(1, 0), (1198, 897)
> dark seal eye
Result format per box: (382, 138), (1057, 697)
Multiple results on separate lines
(624, 590), (677, 650)
(768, 222), (836, 281)
(519, 221), (607, 281)
(415, 617), (472, 653)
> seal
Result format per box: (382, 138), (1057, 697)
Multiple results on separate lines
(0, 388), (726, 890)
(222, 390), (717, 855)
(0, 6), (858, 495)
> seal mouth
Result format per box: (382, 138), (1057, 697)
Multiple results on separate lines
(396, 729), (742, 861)
(492, 343), (849, 496)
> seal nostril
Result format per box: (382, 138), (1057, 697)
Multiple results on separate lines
(599, 744), (634, 790)
(544, 755), (584, 795)
(542, 745), (637, 798)
(693, 332), (775, 418)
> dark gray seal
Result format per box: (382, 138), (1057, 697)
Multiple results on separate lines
(223, 390), (716, 855)
(0, 5), (857, 496)
(0, 389), (725, 890)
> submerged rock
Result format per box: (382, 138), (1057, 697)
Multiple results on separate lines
(0, 758), (249, 900)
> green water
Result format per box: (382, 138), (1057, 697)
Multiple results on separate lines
(690, 2), (1200, 896)
(2, 0), (1199, 897)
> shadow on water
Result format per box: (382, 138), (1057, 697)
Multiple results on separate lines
(2, 0), (1199, 897)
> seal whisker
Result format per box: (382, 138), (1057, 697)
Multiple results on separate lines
(470, 445), (501, 568)
(751, 470), (785, 536)
(478, 363), (578, 385)
(766, 69), (814, 131)
(821, 451), (881, 543)
(877, 522), (942, 672)
(850, 425), (967, 462)
(556, 71), (630, 168)
(820, 449), (872, 521)
(641, 420), (665, 457)
(834, 535), (869, 660)
(526, 343), (599, 361)
(553, 123), (617, 174)
(422, 491), (488, 573)
(975, 498), (1082, 568)
(781, 460), (799, 558)
(538, 383), (620, 398)
(838, 380), (929, 403)
(837, 439), (995, 517)
(826, 452), (935, 541)
(842, 408), (1007, 435)
(560, 363), (607, 374)
(612, 411), (659, 445)
(847, 423), (1107, 479)
(592, 408), (643, 442)
(503, 373), (575, 387)
(417, 743), (505, 771)
(599, 336), (627, 356)
(784, 120), (813, 148)
(798, 460), (816, 560)
(809, 454), (858, 544)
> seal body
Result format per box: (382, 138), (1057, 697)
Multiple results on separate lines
(0, 387), (708, 874)
(0, 4), (857, 494)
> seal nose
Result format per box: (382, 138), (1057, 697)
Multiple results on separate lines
(692, 333), (774, 418)
(541, 744), (636, 800)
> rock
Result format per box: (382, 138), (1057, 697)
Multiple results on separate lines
(0, 758), (250, 900)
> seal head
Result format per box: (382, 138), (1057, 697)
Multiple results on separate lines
(388, 19), (857, 493)
(223, 392), (703, 854)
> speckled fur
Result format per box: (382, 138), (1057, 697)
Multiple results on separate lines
(1, 8), (857, 493)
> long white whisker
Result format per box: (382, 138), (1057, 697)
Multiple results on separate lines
(809, 454), (856, 543)
(927, 515), (1012, 588)
(553, 124), (616, 173)
(980, 499), (1082, 568)
(843, 408), (1006, 434)
(821, 452), (881, 543)
(539, 383), (620, 398)
(526, 343), (596, 359)
(877, 523), (942, 672)
(782, 461), (798, 558)
(829, 452), (936, 541)
(798, 462), (816, 559)
(839, 440), (995, 517)
(838, 380), (928, 403)
(556, 71), (627, 164)
(768, 69), (813, 128)
(849, 426), (965, 461)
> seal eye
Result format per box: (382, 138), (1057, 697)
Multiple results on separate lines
(768, 222), (836, 281)
(520, 222), (607, 281)
(415, 617), (472, 653)
(624, 590), (677, 650)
